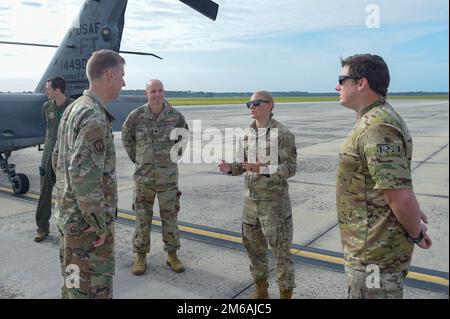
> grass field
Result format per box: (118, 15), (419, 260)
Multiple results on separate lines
(166, 95), (448, 106)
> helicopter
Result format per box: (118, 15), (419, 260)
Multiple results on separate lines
(0, 0), (219, 194)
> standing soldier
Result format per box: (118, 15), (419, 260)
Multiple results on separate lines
(218, 91), (297, 299)
(34, 76), (74, 242)
(335, 54), (432, 299)
(52, 49), (125, 299)
(122, 79), (188, 275)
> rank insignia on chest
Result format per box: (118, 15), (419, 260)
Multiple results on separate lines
(49, 112), (56, 120)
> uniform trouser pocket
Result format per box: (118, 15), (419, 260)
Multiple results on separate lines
(132, 185), (157, 253)
(242, 221), (269, 280)
(36, 165), (56, 232)
(269, 216), (295, 289)
(62, 227), (114, 298)
(157, 188), (181, 252)
(64, 228), (115, 275)
(67, 273), (113, 299)
(242, 202), (295, 289)
(132, 185), (181, 253)
(345, 266), (407, 299)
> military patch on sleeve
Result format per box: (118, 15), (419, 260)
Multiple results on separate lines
(85, 126), (106, 154)
(376, 143), (402, 156)
(93, 139), (105, 154)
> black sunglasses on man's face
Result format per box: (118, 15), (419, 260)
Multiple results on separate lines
(246, 99), (271, 108)
(338, 75), (361, 85)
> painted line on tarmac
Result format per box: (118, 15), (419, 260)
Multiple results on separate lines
(117, 210), (448, 294)
(1, 186), (448, 294)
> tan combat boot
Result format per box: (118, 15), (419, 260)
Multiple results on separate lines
(279, 288), (293, 299)
(249, 279), (269, 299)
(166, 251), (185, 273)
(34, 230), (49, 242)
(132, 252), (147, 275)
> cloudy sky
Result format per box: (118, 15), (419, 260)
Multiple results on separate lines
(0, 0), (448, 93)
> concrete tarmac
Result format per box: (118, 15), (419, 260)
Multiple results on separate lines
(0, 99), (448, 299)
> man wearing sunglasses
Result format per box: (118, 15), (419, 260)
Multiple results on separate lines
(336, 54), (432, 299)
(218, 91), (297, 299)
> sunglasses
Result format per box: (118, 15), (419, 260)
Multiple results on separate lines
(246, 99), (271, 108)
(338, 75), (361, 85)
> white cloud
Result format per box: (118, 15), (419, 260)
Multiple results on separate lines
(0, 0), (448, 92)
(1, 0), (448, 52)
(121, 0), (449, 52)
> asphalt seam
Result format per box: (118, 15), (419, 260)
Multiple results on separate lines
(412, 143), (449, 171)
(0, 209), (35, 220)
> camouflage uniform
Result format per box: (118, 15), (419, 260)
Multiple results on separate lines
(35, 97), (74, 234)
(336, 98), (414, 299)
(122, 101), (188, 254)
(53, 90), (117, 299)
(230, 117), (297, 290)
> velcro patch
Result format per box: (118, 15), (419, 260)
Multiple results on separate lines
(85, 126), (104, 142)
(93, 139), (105, 153)
(376, 143), (402, 156)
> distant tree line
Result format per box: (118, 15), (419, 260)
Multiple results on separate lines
(119, 90), (448, 98)
(2, 90), (448, 97)
(120, 90), (338, 97)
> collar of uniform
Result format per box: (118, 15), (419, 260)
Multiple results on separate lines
(83, 90), (116, 122)
(248, 116), (279, 139)
(62, 96), (72, 106)
(250, 115), (277, 130)
(50, 97), (71, 109)
(359, 97), (386, 117)
(267, 116), (278, 129)
(146, 100), (171, 120)
(54, 97), (72, 116)
(57, 96), (72, 110)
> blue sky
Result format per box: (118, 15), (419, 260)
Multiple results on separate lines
(0, 0), (448, 93)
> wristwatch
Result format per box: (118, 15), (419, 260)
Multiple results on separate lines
(406, 229), (424, 244)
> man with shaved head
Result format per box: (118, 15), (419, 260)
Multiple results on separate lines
(122, 79), (188, 275)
